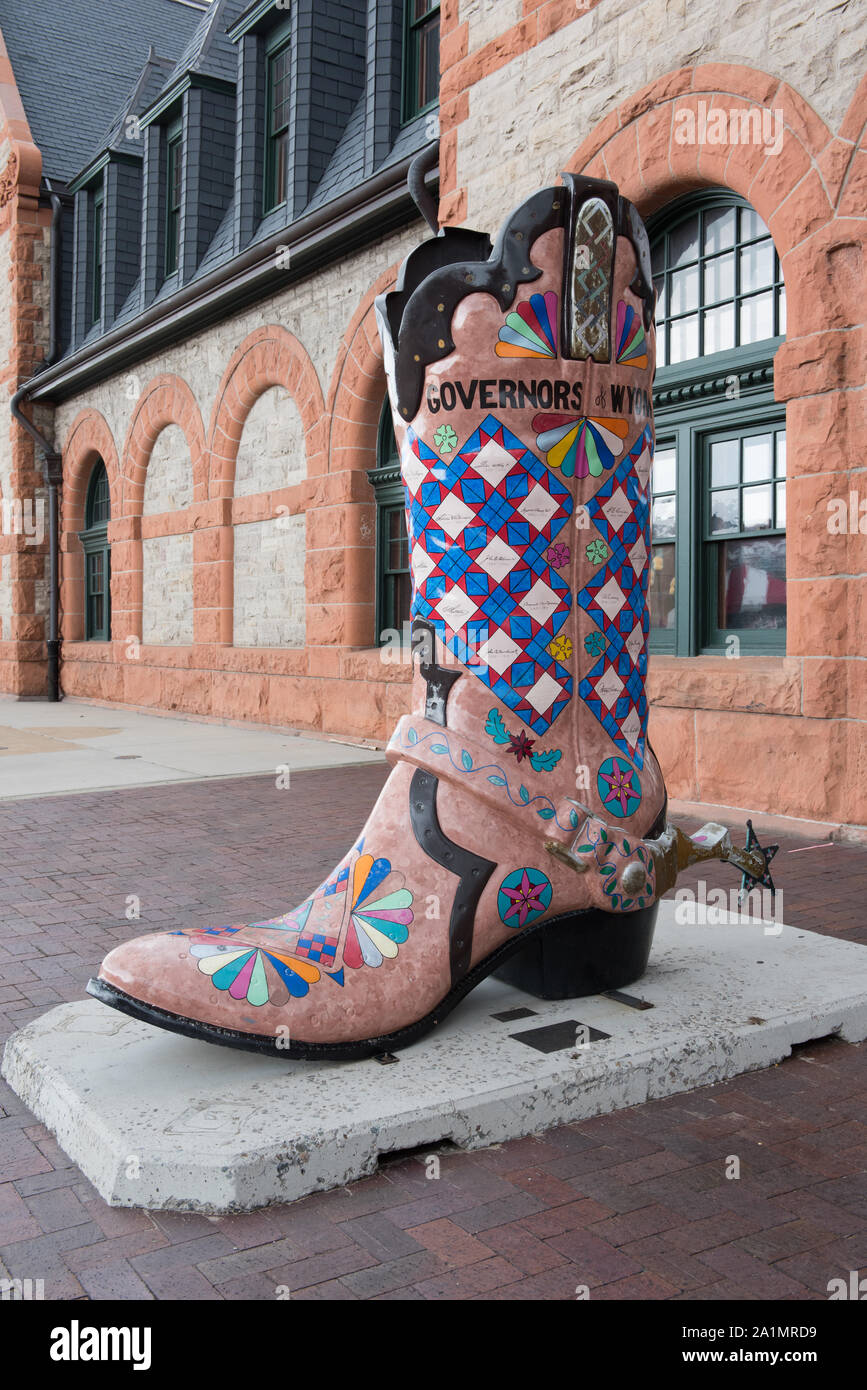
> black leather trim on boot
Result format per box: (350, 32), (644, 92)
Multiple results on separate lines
(412, 619), (461, 727)
(408, 767), (496, 983)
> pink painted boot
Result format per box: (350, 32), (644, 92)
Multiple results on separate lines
(88, 174), (776, 1057)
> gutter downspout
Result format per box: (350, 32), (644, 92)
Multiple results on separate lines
(9, 178), (65, 701)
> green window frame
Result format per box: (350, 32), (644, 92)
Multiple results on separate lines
(403, 0), (440, 122)
(90, 181), (104, 327)
(264, 21), (292, 213)
(368, 402), (412, 644)
(80, 461), (111, 642)
(649, 191), (787, 657)
(165, 119), (183, 277)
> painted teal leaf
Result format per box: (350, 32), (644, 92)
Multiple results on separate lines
(484, 708), (510, 744)
(461, 750), (473, 770)
(537, 807), (555, 820)
(530, 748), (562, 772)
(622, 840), (630, 853)
(406, 726), (418, 745)
(431, 743), (447, 754)
(519, 785), (530, 804)
(600, 864), (615, 876)
(599, 827), (608, 842)
(576, 843), (593, 853)
(487, 775), (506, 786)
(569, 808), (579, 829)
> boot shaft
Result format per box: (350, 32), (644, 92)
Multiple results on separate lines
(376, 175), (665, 840)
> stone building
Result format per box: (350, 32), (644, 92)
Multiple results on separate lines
(0, 0), (864, 834)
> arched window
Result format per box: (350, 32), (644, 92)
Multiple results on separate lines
(80, 460), (111, 641)
(649, 191), (786, 655)
(368, 401), (412, 644)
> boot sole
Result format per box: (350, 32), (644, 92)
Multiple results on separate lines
(85, 901), (658, 1062)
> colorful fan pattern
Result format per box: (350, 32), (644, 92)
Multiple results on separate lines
(532, 413), (629, 478)
(190, 929), (321, 1004)
(495, 292), (558, 359)
(615, 301), (648, 369)
(343, 853), (414, 971)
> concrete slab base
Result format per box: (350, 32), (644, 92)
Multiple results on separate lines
(4, 905), (867, 1213)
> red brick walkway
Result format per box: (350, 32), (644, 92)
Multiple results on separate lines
(1, 765), (866, 1300)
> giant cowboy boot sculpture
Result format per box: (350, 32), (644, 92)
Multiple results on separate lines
(89, 173), (776, 1057)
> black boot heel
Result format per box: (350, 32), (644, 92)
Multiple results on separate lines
(492, 901), (659, 1000)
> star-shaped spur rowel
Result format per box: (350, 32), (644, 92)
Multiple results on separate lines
(739, 818), (779, 901)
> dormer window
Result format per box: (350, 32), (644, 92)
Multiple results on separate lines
(165, 118), (183, 276)
(90, 181), (104, 326)
(403, 0), (440, 121)
(264, 21), (291, 212)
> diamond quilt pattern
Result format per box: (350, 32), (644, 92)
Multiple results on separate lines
(404, 415), (574, 735)
(577, 425), (654, 768)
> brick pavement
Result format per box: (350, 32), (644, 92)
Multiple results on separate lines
(1, 764), (866, 1301)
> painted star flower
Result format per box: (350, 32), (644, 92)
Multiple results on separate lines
(546, 541), (571, 568)
(507, 730), (535, 763)
(499, 869), (549, 928)
(433, 423), (458, 456)
(585, 538), (610, 566)
(584, 631), (606, 657)
(599, 761), (640, 816)
(548, 635), (573, 662)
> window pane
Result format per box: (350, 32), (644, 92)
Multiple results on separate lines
(743, 433), (773, 481)
(718, 536), (786, 629)
(703, 206), (736, 253)
(271, 49), (290, 130)
(387, 507), (408, 570)
(740, 239), (774, 293)
(669, 216), (700, 267)
(740, 206), (770, 242)
(776, 481), (786, 528)
(670, 264), (699, 314)
(740, 290), (774, 344)
(653, 446), (676, 495)
(711, 439), (739, 488)
(652, 495), (676, 539)
(778, 285), (786, 335)
(709, 489), (739, 533)
(418, 18), (440, 108)
(649, 544), (676, 629)
(274, 130), (287, 205)
(669, 315), (699, 363)
(653, 275), (665, 320)
(413, 0), (438, 17)
(703, 251), (734, 303)
(775, 433), (786, 477)
(703, 303), (735, 355)
(742, 484), (773, 531)
(93, 593), (104, 631)
(656, 322), (667, 368)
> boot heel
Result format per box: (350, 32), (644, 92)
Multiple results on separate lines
(492, 901), (659, 1000)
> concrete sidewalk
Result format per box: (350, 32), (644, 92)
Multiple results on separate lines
(0, 697), (384, 800)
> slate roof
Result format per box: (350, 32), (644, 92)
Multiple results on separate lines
(161, 0), (246, 93)
(86, 52), (177, 168)
(0, 0), (206, 183)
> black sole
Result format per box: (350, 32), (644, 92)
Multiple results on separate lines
(85, 899), (659, 1062)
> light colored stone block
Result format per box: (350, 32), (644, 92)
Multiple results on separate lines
(141, 533), (193, 645)
(235, 386), (305, 497)
(233, 514), (306, 648)
(142, 425), (193, 515)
